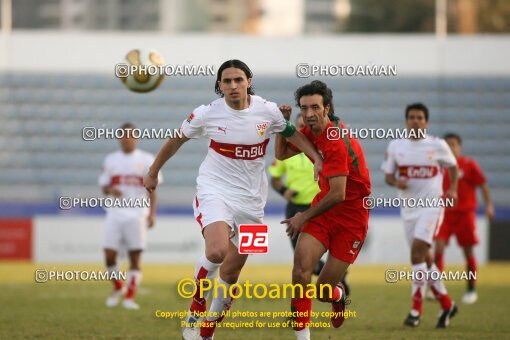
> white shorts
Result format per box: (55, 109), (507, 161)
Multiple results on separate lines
(103, 213), (147, 251)
(193, 193), (264, 249)
(402, 208), (444, 245)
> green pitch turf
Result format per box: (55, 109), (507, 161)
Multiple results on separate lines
(0, 263), (509, 339)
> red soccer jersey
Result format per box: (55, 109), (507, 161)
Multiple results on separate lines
(296, 119), (371, 211)
(443, 156), (486, 211)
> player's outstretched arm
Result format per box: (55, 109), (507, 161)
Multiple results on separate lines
(271, 176), (298, 201)
(274, 133), (300, 161)
(445, 165), (459, 201)
(480, 184), (495, 221)
(286, 131), (323, 180)
(275, 104), (300, 160)
(143, 134), (190, 193)
(148, 190), (157, 228)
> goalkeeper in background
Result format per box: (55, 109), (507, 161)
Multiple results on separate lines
(268, 113), (350, 294)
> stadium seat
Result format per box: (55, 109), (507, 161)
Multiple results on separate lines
(1, 74), (508, 205)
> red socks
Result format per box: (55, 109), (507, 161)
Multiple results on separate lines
(291, 297), (312, 330)
(435, 252), (444, 272)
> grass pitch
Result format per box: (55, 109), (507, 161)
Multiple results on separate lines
(1, 262), (509, 339)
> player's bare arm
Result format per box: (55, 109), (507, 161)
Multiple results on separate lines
(270, 176), (298, 201)
(480, 183), (495, 220)
(285, 131), (322, 181)
(143, 133), (190, 193)
(275, 104), (301, 160)
(384, 173), (408, 190)
(445, 165), (459, 200)
(281, 175), (346, 239)
(148, 190), (157, 228)
(275, 133), (300, 161)
(102, 186), (122, 197)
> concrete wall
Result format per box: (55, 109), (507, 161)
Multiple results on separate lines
(33, 215), (489, 265)
(1, 32), (509, 76)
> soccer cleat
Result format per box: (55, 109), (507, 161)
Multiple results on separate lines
(122, 298), (140, 310)
(461, 291), (478, 304)
(181, 327), (200, 340)
(182, 309), (203, 340)
(331, 283), (350, 328)
(403, 311), (420, 327)
(436, 303), (458, 328)
(105, 289), (123, 308)
(294, 327), (310, 340)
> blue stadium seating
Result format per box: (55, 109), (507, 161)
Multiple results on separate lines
(0, 74), (508, 207)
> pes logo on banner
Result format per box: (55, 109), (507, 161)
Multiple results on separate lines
(239, 224), (268, 254)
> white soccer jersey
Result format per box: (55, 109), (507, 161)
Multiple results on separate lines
(98, 149), (162, 219)
(381, 135), (457, 215)
(181, 95), (288, 214)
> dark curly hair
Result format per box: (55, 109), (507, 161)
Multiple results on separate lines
(294, 80), (337, 120)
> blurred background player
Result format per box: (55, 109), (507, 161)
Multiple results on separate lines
(143, 60), (322, 340)
(381, 103), (459, 328)
(276, 81), (371, 340)
(99, 122), (160, 310)
(434, 132), (495, 304)
(268, 114), (350, 295)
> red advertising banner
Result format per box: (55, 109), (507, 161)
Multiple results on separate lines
(0, 219), (32, 260)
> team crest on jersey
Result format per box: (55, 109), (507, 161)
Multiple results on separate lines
(187, 113), (195, 123)
(255, 122), (269, 137)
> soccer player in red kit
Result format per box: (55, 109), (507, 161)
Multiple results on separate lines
(276, 80), (371, 340)
(435, 133), (495, 304)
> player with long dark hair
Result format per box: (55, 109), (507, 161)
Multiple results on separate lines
(144, 60), (323, 340)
